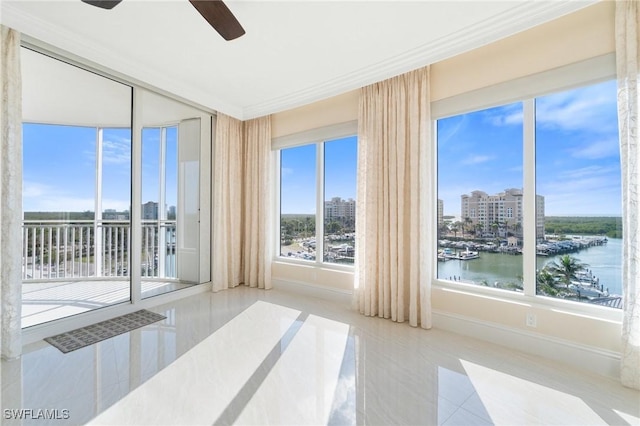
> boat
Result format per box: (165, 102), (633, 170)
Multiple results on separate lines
(457, 248), (479, 260)
(569, 282), (608, 298)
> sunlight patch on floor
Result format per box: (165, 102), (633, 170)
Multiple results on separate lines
(460, 359), (608, 425)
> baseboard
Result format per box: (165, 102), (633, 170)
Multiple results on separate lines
(433, 309), (621, 380)
(272, 278), (353, 305)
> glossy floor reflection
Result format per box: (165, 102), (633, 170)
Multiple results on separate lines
(22, 280), (195, 328)
(2, 286), (639, 425)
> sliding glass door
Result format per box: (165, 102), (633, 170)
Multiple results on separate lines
(137, 90), (208, 299)
(21, 48), (211, 327)
(21, 47), (133, 327)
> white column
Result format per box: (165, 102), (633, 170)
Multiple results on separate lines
(131, 89), (143, 304)
(1, 26), (23, 359)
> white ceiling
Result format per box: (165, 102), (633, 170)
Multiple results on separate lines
(2, 0), (597, 120)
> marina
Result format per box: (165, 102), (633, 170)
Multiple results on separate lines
(437, 237), (622, 307)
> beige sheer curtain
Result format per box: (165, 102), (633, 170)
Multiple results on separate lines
(212, 113), (244, 291)
(242, 116), (272, 289)
(1, 25), (23, 359)
(616, 0), (640, 391)
(355, 67), (433, 328)
(212, 113), (272, 292)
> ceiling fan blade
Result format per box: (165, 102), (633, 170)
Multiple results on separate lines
(189, 0), (245, 41)
(81, 0), (122, 10)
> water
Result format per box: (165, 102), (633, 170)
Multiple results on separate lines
(438, 238), (623, 296)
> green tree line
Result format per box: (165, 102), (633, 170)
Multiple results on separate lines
(544, 216), (622, 238)
(24, 211), (96, 221)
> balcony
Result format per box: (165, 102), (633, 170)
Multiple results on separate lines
(21, 219), (192, 328)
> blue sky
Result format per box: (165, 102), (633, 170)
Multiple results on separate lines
(23, 124), (177, 214)
(281, 136), (357, 214)
(23, 81), (620, 218)
(438, 79), (621, 217)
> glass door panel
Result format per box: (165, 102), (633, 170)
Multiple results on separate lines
(21, 47), (132, 327)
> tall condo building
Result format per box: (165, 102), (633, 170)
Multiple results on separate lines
(324, 197), (356, 227)
(461, 188), (545, 240)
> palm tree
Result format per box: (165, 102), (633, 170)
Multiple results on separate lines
(304, 216), (314, 238)
(456, 221), (465, 234)
(513, 221), (522, 238)
(451, 223), (459, 239)
(536, 268), (559, 296)
(491, 222), (499, 237)
(438, 223), (449, 239)
(547, 254), (589, 289)
(464, 217), (472, 238)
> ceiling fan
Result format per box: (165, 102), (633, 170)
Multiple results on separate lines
(81, 0), (245, 41)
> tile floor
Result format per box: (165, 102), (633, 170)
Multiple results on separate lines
(2, 286), (639, 425)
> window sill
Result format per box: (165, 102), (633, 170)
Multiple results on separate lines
(273, 257), (355, 273)
(433, 279), (623, 324)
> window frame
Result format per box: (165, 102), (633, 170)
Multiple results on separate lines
(273, 121), (358, 271)
(432, 53), (622, 322)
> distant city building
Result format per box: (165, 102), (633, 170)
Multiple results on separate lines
(461, 188), (544, 240)
(103, 209), (129, 220)
(324, 197), (356, 229)
(437, 199), (443, 228)
(535, 196), (545, 241)
(142, 201), (158, 220)
(168, 205), (176, 219)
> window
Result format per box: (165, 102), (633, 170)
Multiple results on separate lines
(535, 80), (622, 308)
(436, 77), (622, 310)
(280, 144), (317, 261)
(324, 137), (357, 265)
(437, 103), (524, 291)
(141, 126), (178, 279)
(277, 129), (357, 267)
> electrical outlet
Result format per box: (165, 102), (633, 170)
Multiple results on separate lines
(526, 313), (537, 328)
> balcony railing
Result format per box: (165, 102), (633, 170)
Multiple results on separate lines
(22, 220), (177, 281)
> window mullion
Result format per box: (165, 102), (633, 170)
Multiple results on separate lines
(158, 127), (167, 278)
(523, 99), (537, 297)
(95, 128), (103, 278)
(316, 142), (324, 264)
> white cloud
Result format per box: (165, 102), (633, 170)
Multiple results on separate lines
(488, 110), (523, 126)
(536, 82), (617, 133)
(24, 194), (95, 212)
(281, 167), (294, 177)
(438, 114), (468, 143)
(101, 198), (131, 212)
(538, 163), (621, 215)
(23, 181), (50, 198)
(103, 139), (131, 165)
(555, 164), (619, 181)
(23, 181), (95, 212)
(461, 155), (493, 165)
(569, 139), (619, 160)
(483, 103), (522, 127)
